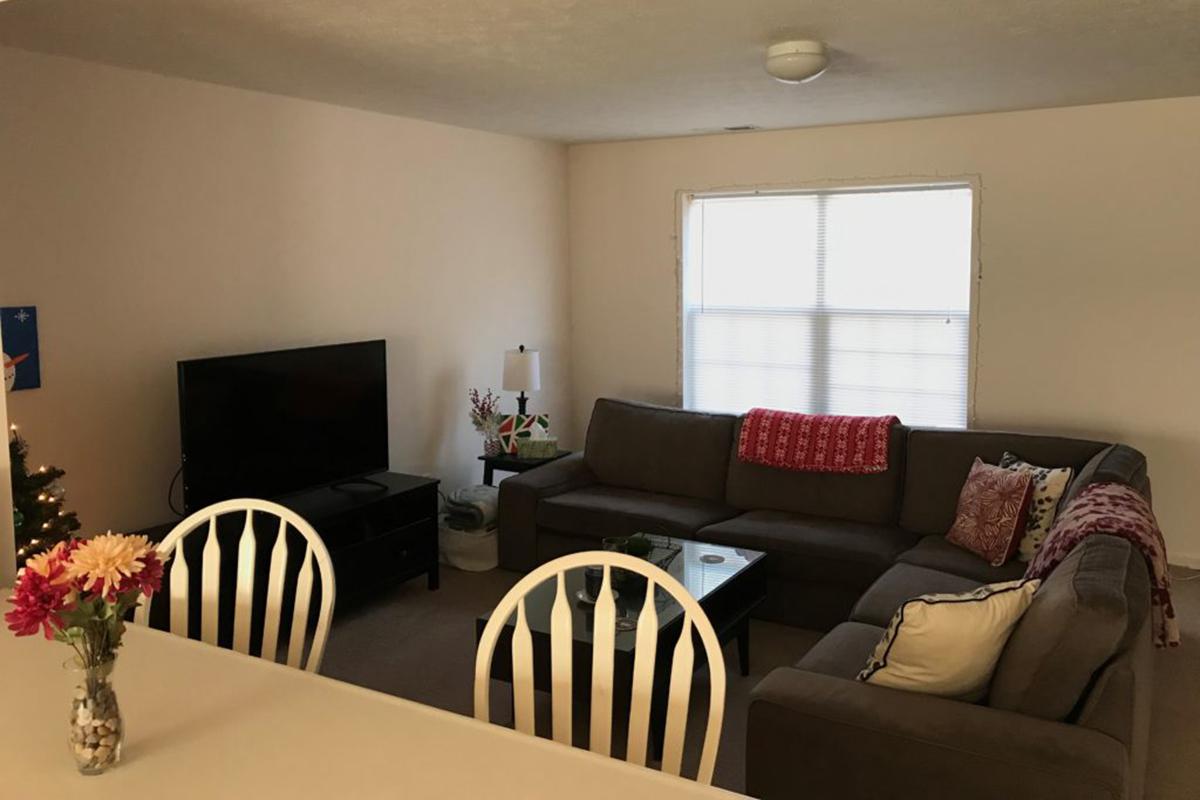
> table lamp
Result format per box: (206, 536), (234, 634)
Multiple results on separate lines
(503, 344), (540, 415)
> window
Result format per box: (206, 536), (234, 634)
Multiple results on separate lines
(682, 184), (974, 428)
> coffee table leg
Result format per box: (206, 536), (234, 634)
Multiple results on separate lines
(737, 618), (751, 677)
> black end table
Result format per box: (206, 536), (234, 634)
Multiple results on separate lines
(478, 450), (571, 486)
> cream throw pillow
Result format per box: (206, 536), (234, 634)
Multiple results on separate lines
(858, 579), (1041, 699)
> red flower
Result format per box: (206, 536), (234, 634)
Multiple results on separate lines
(4, 561), (74, 639)
(109, 550), (164, 600)
(135, 550), (164, 597)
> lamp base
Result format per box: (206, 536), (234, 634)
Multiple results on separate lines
(516, 392), (528, 415)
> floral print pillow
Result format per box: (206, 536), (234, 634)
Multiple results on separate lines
(946, 458), (1035, 567)
(999, 452), (1074, 562)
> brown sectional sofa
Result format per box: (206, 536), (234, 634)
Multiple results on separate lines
(498, 398), (1154, 799)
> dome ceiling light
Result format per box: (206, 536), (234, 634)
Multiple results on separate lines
(765, 40), (828, 84)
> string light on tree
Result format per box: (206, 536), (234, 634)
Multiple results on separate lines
(8, 424), (80, 564)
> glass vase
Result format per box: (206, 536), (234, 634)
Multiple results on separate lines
(482, 424), (503, 457)
(67, 658), (123, 775)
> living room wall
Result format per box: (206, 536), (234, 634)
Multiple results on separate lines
(567, 96), (1200, 565)
(0, 47), (571, 532)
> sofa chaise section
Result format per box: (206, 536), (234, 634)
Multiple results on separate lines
(747, 535), (1154, 800)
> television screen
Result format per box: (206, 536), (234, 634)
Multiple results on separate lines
(178, 340), (388, 511)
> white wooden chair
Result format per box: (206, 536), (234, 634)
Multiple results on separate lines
(134, 498), (336, 673)
(474, 551), (726, 784)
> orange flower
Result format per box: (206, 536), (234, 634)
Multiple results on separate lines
(65, 533), (153, 599)
(25, 551), (63, 582)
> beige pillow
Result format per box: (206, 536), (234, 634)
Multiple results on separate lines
(858, 579), (1041, 700)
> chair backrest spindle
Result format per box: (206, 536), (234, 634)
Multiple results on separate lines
(548, 572), (573, 745)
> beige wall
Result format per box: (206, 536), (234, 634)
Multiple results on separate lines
(0, 47), (571, 532)
(567, 97), (1200, 565)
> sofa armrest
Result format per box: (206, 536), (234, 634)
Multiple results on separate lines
(747, 668), (1129, 800)
(1093, 444), (1150, 497)
(497, 453), (596, 571)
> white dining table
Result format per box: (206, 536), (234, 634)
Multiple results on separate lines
(1, 623), (744, 798)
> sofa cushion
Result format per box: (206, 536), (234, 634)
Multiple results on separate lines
(899, 429), (1109, 535)
(989, 535), (1151, 721)
(794, 622), (887, 680)
(697, 510), (918, 588)
(536, 485), (737, 541)
(896, 536), (1028, 583)
(851, 564), (981, 627)
(724, 419), (907, 525)
(584, 398), (736, 503)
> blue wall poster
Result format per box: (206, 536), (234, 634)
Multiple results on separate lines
(2, 306), (40, 391)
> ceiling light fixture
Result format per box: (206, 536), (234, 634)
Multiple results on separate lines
(765, 40), (828, 84)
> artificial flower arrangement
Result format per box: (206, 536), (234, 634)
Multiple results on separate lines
(5, 533), (163, 653)
(469, 387), (505, 456)
(5, 533), (163, 775)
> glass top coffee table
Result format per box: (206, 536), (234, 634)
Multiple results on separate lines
(476, 536), (766, 754)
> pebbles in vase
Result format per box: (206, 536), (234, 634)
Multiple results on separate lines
(71, 686), (122, 772)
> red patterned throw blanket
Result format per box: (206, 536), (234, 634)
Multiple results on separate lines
(1026, 482), (1180, 647)
(737, 409), (898, 474)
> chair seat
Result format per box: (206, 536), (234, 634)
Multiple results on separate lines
(895, 536), (1028, 583)
(851, 564), (982, 627)
(536, 485), (737, 541)
(794, 622), (886, 680)
(697, 511), (918, 589)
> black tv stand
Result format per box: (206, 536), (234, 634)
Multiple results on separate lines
(330, 476), (390, 493)
(279, 471), (441, 601)
(140, 472), (441, 613)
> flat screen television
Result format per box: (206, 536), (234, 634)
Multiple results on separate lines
(178, 340), (389, 512)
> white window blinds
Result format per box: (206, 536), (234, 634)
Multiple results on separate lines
(682, 184), (974, 428)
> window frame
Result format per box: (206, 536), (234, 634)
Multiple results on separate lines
(675, 176), (983, 429)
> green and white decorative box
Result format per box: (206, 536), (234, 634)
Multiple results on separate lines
(516, 437), (558, 459)
(498, 413), (550, 455)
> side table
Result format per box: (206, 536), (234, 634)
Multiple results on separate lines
(478, 450), (572, 486)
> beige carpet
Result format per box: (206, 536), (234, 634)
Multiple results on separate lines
(320, 564), (1198, 798)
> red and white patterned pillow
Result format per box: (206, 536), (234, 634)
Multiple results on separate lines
(946, 458), (1035, 566)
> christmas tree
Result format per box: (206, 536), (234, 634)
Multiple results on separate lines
(9, 424), (80, 565)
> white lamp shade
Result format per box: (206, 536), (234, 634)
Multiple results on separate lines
(503, 348), (541, 393)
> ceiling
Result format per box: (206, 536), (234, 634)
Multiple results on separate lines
(1, 0), (1198, 142)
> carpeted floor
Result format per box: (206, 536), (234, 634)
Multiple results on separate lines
(321, 564), (1199, 798)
